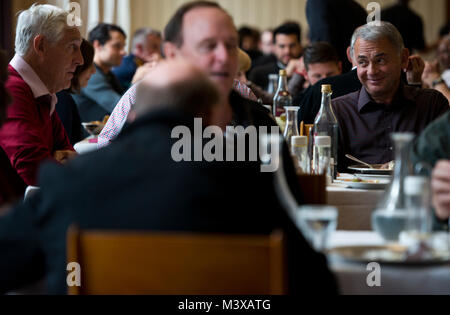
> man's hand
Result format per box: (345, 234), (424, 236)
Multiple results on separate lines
(405, 55), (425, 85)
(431, 160), (450, 220)
(132, 62), (159, 85)
(53, 150), (77, 164)
(285, 58), (303, 78)
(422, 60), (441, 88)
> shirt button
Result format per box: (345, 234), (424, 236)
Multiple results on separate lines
(389, 147), (393, 151)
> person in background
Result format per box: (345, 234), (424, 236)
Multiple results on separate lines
(252, 29), (277, 69)
(234, 49), (258, 102)
(100, 1), (291, 148)
(421, 35), (450, 101)
(0, 4), (81, 187)
(249, 22), (302, 90)
(259, 29), (274, 56)
(410, 112), (450, 230)
(0, 49), (26, 206)
(381, 0), (427, 54)
(56, 39), (96, 145)
(73, 23), (127, 123)
(306, 0), (367, 73)
(333, 22), (449, 173)
(290, 41), (342, 99)
(112, 27), (162, 89)
(238, 26), (262, 65)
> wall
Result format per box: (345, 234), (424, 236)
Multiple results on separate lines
(10, 0), (447, 52)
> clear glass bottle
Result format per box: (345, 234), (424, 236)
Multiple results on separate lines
(313, 136), (332, 183)
(312, 84), (338, 180)
(273, 70), (292, 119)
(283, 106), (300, 151)
(372, 132), (415, 241)
(291, 136), (309, 174)
(267, 74), (279, 95)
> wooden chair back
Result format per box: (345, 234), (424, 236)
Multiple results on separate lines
(67, 227), (287, 295)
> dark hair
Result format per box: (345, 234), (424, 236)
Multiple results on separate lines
(238, 26), (260, 49)
(273, 22), (301, 44)
(70, 39), (95, 94)
(303, 42), (340, 71)
(0, 49), (11, 126)
(88, 23), (127, 46)
(164, 1), (224, 47)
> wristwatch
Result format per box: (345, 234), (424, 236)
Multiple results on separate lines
(432, 76), (445, 88)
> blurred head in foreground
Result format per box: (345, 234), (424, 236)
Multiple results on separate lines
(134, 59), (220, 125)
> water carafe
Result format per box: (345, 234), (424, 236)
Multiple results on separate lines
(372, 132), (415, 241)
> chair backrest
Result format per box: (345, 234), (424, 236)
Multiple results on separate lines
(67, 226), (287, 295)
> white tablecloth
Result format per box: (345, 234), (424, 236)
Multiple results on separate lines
(327, 184), (385, 230)
(328, 231), (450, 295)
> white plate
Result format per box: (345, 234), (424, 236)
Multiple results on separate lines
(328, 245), (450, 265)
(335, 179), (390, 190)
(357, 174), (392, 181)
(348, 164), (393, 175)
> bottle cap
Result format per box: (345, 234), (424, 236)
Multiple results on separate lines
(314, 136), (331, 147)
(292, 136), (307, 147)
(405, 176), (429, 195)
(321, 84), (332, 94)
(279, 69), (287, 76)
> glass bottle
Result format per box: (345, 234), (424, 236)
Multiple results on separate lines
(312, 85), (338, 180)
(267, 74), (278, 95)
(313, 135), (332, 184)
(291, 136), (310, 174)
(372, 132), (415, 241)
(273, 70), (292, 119)
(283, 106), (300, 152)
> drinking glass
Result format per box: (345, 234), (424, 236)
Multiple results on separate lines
(295, 205), (338, 252)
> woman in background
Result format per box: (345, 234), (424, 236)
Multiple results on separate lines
(56, 39), (96, 145)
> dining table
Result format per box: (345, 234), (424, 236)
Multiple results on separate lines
(327, 231), (450, 295)
(326, 182), (386, 231)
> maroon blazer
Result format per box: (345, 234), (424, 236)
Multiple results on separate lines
(0, 65), (73, 186)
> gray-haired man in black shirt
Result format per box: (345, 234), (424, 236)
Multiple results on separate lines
(333, 22), (449, 172)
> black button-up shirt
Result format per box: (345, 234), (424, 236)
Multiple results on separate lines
(332, 84), (449, 172)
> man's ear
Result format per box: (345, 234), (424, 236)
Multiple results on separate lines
(163, 42), (178, 59)
(93, 39), (102, 51)
(134, 43), (143, 55)
(346, 46), (354, 66)
(401, 47), (410, 70)
(33, 35), (46, 59)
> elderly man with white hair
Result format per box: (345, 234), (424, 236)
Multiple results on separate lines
(0, 4), (83, 186)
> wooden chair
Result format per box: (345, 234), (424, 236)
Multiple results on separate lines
(67, 226), (286, 295)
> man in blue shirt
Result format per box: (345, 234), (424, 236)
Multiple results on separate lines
(112, 27), (162, 89)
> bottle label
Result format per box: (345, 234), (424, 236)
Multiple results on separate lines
(275, 107), (285, 117)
